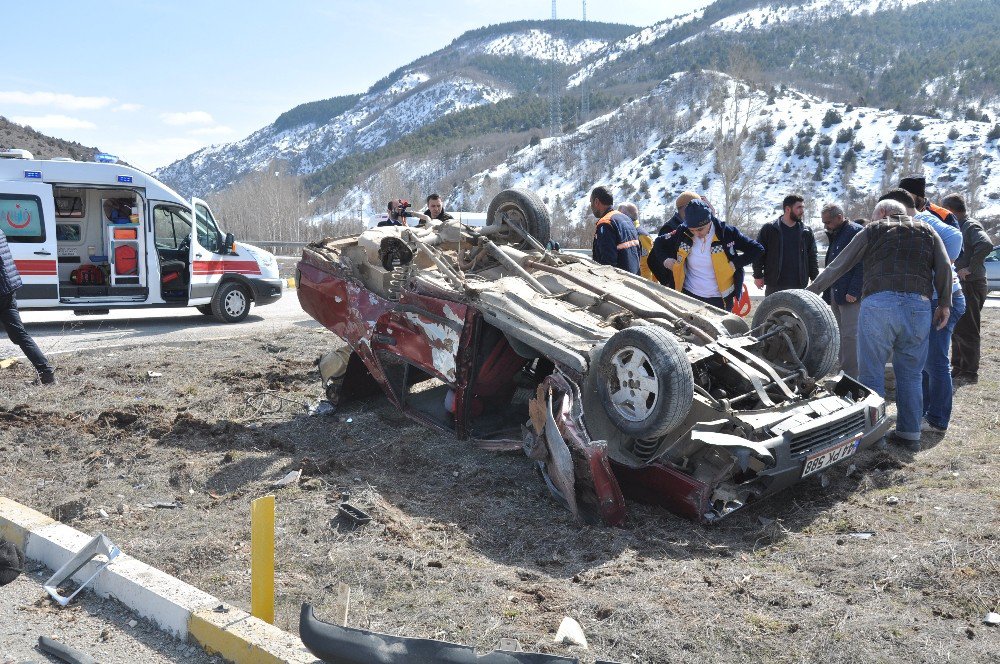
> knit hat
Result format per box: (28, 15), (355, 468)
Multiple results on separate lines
(683, 199), (712, 228)
(675, 191), (700, 211)
(0, 538), (25, 587)
(898, 176), (925, 199)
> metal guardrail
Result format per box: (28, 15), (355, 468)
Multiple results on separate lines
(244, 241), (310, 248)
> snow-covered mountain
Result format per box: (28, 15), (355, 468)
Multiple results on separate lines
(155, 20), (633, 195)
(155, 0), (1000, 235)
(329, 71), (1000, 232)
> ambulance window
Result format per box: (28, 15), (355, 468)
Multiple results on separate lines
(0, 194), (46, 242)
(193, 203), (223, 253)
(54, 195), (85, 218)
(153, 205), (191, 250)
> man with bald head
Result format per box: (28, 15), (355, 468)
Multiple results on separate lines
(808, 196), (952, 450)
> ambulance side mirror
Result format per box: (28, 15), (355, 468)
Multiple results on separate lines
(224, 232), (236, 254)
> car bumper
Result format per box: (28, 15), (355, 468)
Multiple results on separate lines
(248, 277), (284, 306)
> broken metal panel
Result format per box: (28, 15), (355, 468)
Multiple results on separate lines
(43, 533), (120, 606)
(611, 462), (712, 523)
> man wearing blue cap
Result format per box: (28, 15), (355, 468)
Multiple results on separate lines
(653, 199), (763, 311)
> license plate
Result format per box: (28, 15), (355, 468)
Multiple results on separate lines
(802, 435), (861, 477)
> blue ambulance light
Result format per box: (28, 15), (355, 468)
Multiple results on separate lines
(24, 171), (42, 179)
(95, 152), (118, 164)
(117, 175), (133, 183)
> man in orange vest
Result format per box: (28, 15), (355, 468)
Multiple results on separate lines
(590, 186), (640, 274)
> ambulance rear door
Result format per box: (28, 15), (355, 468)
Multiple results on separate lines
(2, 180), (58, 305)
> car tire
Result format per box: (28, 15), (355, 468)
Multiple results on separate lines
(210, 281), (252, 323)
(596, 326), (694, 439)
(751, 289), (839, 379)
(486, 188), (552, 249)
(196, 305), (213, 316)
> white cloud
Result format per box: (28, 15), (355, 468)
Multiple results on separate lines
(161, 111), (214, 126)
(188, 125), (233, 136)
(114, 103), (143, 112)
(0, 91), (114, 110)
(10, 114), (96, 130)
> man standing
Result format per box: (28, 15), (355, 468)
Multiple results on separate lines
(654, 199), (763, 310)
(649, 191), (701, 286)
(617, 202), (655, 281)
(898, 176), (959, 228)
(590, 186), (640, 274)
(422, 193), (453, 222)
(752, 194), (819, 295)
(377, 199), (430, 228)
(820, 203), (863, 377)
(0, 229), (55, 384)
(942, 192), (993, 384)
(808, 198), (952, 450)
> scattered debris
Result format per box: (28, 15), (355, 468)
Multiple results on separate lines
(308, 400), (337, 417)
(337, 503), (372, 527)
(146, 371), (163, 378)
(213, 604), (230, 613)
(555, 616), (588, 648)
(845, 463), (857, 477)
(97, 509), (109, 519)
(128, 619), (138, 627)
(38, 636), (98, 664)
(141, 501), (181, 509)
(271, 469), (302, 488)
(0, 358), (18, 369)
(820, 473), (830, 489)
(886, 496), (900, 505)
(848, 532), (875, 540)
(757, 516), (775, 527)
(43, 534), (121, 607)
(333, 582), (351, 627)
(498, 638), (522, 652)
(984, 612), (1000, 626)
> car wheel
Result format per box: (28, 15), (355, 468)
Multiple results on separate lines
(196, 305), (213, 316)
(751, 289), (839, 379)
(210, 282), (252, 323)
(596, 326), (694, 439)
(486, 188), (552, 249)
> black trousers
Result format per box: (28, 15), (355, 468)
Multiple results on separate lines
(951, 277), (988, 377)
(683, 289), (735, 312)
(0, 292), (52, 373)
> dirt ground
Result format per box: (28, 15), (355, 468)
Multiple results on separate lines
(0, 310), (997, 663)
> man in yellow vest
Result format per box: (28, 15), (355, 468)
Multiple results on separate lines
(655, 199), (763, 311)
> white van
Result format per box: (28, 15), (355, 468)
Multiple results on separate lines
(0, 150), (283, 322)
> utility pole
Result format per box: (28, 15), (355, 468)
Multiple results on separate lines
(549, 0), (561, 138)
(581, 0), (590, 121)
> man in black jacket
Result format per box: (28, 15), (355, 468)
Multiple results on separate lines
(820, 203), (863, 377)
(752, 194), (819, 296)
(0, 229), (54, 384)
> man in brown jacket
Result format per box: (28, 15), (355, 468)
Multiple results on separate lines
(942, 193), (993, 383)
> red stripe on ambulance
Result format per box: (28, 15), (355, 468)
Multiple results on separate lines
(13, 259), (57, 276)
(192, 259), (261, 275)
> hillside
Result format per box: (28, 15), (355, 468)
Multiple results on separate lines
(155, 20), (636, 196)
(326, 70), (1000, 238)
(0, 116), (102, 161)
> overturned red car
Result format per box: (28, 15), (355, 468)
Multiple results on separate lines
(297, 189), (889, 524)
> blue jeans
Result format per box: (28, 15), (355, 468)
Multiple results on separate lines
(922, 293), (966, 429)
(858, 292), (931, 441)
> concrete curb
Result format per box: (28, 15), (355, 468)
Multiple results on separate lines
(0, 497), (317, 664)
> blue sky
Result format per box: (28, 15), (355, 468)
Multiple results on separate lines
(2, 1), (713, 171)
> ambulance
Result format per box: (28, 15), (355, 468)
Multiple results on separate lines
(0, 150), (283, 322)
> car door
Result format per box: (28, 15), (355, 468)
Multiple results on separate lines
(188, 197), (228, 304)
(1, 181), (58, 305)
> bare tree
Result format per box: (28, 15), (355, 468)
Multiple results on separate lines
(205, 160), (313, 242)
(966, 150), (983, 216)
(711, 52), (766, 231)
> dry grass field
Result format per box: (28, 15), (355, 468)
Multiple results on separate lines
(1, 310), (997, 663)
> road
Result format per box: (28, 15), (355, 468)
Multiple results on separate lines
(0, 294), (317, 362)
(0, 568), (220, 663)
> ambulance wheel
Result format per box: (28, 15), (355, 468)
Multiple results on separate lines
(196, 305), (213, 316)
(211, 282), (251, 323)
